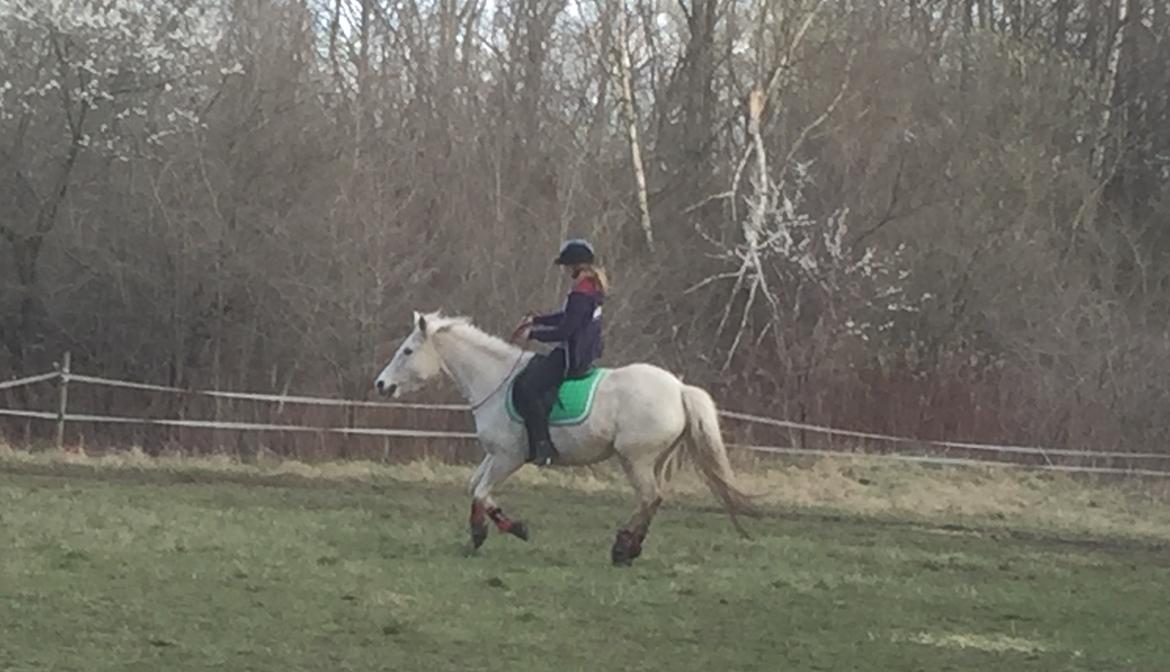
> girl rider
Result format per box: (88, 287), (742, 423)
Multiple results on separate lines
(511, 240), (608, 466)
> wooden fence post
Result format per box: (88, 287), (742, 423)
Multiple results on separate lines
(56, 352), (71, 450)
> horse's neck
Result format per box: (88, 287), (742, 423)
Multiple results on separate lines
(433, 326), (523, 406)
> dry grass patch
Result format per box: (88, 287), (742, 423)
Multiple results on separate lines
(2, 442), (1169, 543)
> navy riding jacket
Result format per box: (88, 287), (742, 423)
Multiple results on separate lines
(528, 275), (605, 378)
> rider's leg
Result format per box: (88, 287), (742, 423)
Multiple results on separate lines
(512, 350), (566, 465)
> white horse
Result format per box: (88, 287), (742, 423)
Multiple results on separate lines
(374, 311), (758, 565)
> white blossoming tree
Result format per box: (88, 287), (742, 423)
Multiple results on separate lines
(691, 2), (925, 397)
(0, 0), (220, 369)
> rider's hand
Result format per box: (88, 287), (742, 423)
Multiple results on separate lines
(510, 315), (533, 343)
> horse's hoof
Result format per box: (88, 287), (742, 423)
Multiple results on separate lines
(628, 544), (643, 561)
(470, 523), (489, 549)
(507, 521), (530, 541)
(611, 530), (642, 566)
(611, 545), (636, 566)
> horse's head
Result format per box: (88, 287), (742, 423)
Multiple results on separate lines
(374, 311), (445, 397)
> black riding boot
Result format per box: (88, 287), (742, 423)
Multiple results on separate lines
(524, 408), (559, 467)
(513, 352), (566, 467)
(529, 438), (558, 467)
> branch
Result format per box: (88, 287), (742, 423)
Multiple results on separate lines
(36, 119), (86, 236)
(761, 0), (830, 105)
(33, 36), (90, 238)
(684, 270), (740, 294)
(107, 74), (186, 98)
(682, 190), (735, 215)
(49, 30), (79, 137)
(778, 49), (853, 184)
(713, 259), (748, 342)
(728, 134), (753, 224)
(850, 154), (906, 252)
(10, 41), (53, 159)
(722, 269), (759, 370)
(0, 146), (43, 211)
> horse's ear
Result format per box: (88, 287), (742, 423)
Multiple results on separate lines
(414, 311), (427, 335)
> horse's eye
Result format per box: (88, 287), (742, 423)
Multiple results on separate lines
(403, 348), (414, 356)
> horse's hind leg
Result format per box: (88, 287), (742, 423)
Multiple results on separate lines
(612, 453), (663, 566)
(469, 453), (528, 549)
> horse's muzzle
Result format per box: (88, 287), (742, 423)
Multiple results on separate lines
(376, 380), (397, 397)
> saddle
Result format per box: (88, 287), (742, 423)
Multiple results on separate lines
(506, 368), (609, 426)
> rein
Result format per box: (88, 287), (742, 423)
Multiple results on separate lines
(468, 352), (527, 412)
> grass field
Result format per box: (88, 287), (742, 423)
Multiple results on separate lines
(2, 449), (1169, 671)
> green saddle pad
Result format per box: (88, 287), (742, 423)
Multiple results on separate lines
(506, 368), (609, 426)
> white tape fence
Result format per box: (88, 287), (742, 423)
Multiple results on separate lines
(2, 359), (1169, 478)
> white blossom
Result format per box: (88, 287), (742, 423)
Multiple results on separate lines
(2, 0), (224, 160)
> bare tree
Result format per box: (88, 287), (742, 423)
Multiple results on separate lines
(3, 0), (1170, 456)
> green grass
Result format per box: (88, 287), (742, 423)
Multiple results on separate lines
(1, 456), (1168, 671)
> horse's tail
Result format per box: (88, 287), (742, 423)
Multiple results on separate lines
(680, 385), (761, 538)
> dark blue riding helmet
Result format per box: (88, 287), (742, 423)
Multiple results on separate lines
(555, 239), (595, 266)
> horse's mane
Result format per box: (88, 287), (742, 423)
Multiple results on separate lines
(428, 312), (518, 357)
(426, 312), (472, 332)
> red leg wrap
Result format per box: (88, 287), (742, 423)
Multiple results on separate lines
(487, 507), (513, 533)
(471, 501), (487, 526)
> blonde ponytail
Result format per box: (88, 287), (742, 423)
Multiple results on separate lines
(578, 265), (610, 294)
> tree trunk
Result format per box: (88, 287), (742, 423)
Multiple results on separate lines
(3, 236), (44, 371)
(354, 0), (372, 167)
(680, 0), (718, 186)
(1084, 0), (1102, 69)
(1094, 0), (1131, 179)
(960, 0), (974, 96)
(977, 0), (992, 30)
(1008, 0), (1022, 38)
(1104, 0), (1146, 203)
(1053, 0), (1071, 50)
(617, 10), (654, 252)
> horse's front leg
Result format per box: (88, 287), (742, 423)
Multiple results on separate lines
(483, 496), (529, 541)
(468, 453), (528, 550)
(468, 456), (493, 549)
